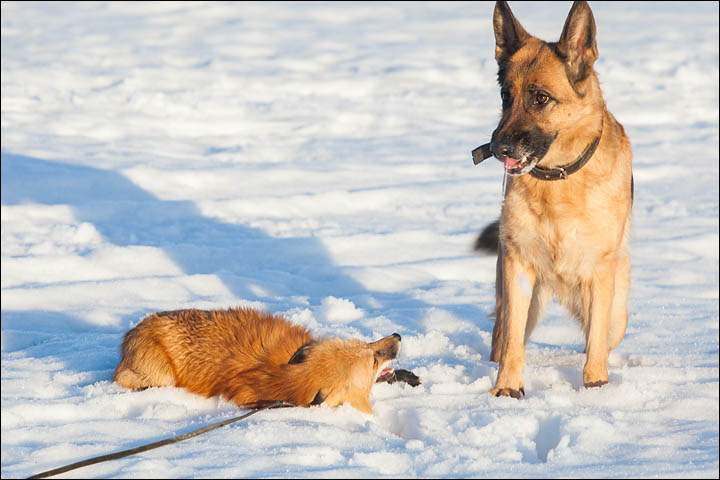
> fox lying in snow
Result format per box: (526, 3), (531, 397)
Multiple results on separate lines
(114, 307), (420, 414)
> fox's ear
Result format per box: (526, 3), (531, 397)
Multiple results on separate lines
(556, 1), (597, 86)
(493, 1), (530, 71)
(288, 342), (314, 364)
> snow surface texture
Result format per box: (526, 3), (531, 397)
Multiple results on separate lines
(2, 1), (718, 478)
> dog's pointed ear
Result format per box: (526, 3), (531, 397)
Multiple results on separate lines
(493, 1), (530, 70)
(556, 1), (598, 86)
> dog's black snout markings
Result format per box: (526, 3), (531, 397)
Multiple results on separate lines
(493, 141), (513, 160)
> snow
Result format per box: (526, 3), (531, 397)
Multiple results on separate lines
(1, 1), (718, 478)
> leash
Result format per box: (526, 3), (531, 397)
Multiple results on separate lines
(26, 400), (289, 479)
(472, 143), (493, 165)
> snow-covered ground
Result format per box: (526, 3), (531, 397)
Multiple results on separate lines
(1, 1), (718, 478)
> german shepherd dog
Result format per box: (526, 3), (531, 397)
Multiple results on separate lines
(476, 1), (633, 398)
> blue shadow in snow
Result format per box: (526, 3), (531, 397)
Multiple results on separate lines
(0, 152), (405, 329)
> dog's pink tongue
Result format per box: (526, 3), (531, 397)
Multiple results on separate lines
(504, 157), (522, 169)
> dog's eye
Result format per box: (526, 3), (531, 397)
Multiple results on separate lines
(535, 92), (550, 105)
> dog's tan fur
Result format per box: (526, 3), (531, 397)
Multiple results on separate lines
(483, 1), (633, 397)
(114, 308), (401, 413)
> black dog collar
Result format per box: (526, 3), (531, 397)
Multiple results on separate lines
(472, 120), (603, 181)
(472, 130), (602, 180)
(529, 135), (600, 181)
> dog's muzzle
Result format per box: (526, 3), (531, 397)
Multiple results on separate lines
(472, 140), (538, 176)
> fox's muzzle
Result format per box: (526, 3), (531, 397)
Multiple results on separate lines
(369, 333), (401, 361)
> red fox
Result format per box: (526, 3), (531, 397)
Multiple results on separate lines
(114, 307), (419, 414)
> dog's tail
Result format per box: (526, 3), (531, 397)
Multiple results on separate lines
(473, 219), (500, 254)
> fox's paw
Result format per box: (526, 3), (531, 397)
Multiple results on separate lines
(376, 368), (422, 387)
(393, 369), (421, 387)
(489, 386), (525, 399)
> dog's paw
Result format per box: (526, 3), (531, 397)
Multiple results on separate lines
(489, 386), (525, 399)
(583, 369), (608, 388)
(583, 380), (608, 388)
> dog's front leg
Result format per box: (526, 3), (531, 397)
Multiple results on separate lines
(583, 256), (617, 387)
(490, 248), (534, 398)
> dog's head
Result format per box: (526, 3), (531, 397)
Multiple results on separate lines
(490, 1), (603, 175)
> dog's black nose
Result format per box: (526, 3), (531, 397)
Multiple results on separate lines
(392, 333), (401, 341)
(491, 140), (512, 160)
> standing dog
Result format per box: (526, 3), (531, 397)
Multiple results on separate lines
(476, 1), (633, 397)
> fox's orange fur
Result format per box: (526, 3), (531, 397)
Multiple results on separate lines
(114, 308), (400, 414)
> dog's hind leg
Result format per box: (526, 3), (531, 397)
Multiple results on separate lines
(490, 253), (504, 362)
(524, 282), (549, 345)
(607, 250), (630, 350)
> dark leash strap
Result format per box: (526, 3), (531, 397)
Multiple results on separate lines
(26, 400), (288, 479)
(472, 143), (493, 165)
